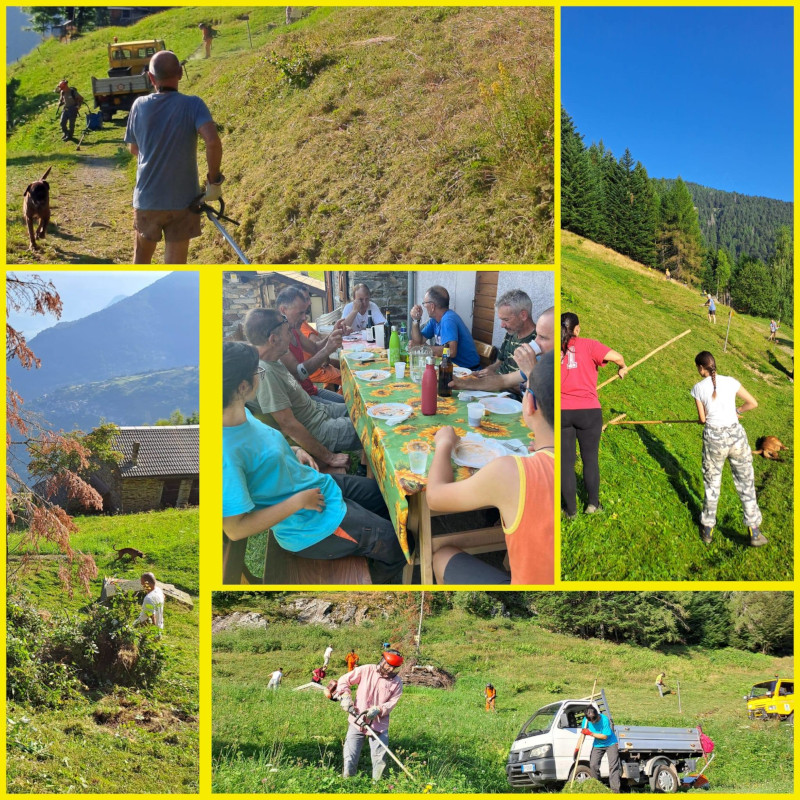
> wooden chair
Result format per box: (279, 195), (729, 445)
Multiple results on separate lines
(473, 339), (498, 368)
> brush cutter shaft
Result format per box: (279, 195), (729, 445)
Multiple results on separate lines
(347, 708), (415, 779)
(206, 212), (250, 264)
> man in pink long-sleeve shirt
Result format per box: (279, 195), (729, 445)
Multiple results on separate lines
(334, 649), (404, 780)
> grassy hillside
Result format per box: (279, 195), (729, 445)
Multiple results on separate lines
(7, 6), (553, 264)
(560, 232), (794, 581)
(7, 509), (199, 793)
(211, 595), (793, 794)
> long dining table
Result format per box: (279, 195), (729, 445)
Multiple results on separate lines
(339, 342), (533, 584)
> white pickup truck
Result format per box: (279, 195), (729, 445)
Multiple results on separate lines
(506, 690), (708, 793)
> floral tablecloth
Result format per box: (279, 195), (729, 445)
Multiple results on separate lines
(341, 352), (533, 563)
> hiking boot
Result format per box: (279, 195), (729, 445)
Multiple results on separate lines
(585, 504), (604, 514)
(700, 525), (713, 544)
(749, 527), (768, 547)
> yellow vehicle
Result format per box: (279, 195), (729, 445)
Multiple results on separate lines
(107, 40), (166, 76)
(744, 677), (794, 721)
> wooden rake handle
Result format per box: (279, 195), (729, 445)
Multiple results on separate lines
(597, 329), (691, 391)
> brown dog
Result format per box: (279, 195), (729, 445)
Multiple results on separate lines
(22, 166), (52, 250)
(112, 545), (145, 563)
(753, 436), (789, 460)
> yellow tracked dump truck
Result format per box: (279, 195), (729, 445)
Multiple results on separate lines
(744, 677), (794, 721)
(92, 39), (165, 121)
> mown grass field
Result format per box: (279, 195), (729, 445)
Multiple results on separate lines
(7, 508), (199, 793)
(7, 6), (553, 264)
(211, 595), (793, 794)
(560, 232), (794, 581)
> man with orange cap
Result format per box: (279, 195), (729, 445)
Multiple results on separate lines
(56, 79), (83, 141)
(334, 649), (404, 780)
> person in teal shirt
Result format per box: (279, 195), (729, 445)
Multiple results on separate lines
(222, 341), (408, 583)
(580, 705), (621, 793)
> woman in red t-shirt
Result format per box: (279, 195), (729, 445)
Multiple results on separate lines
(561, 313), (628, 518)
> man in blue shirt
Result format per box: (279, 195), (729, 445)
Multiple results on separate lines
(409, 285), (480, 369)
(580, 705), (621, 793)
(125, 50), (223, 264)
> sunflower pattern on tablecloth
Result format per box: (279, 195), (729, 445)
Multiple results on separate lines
(340, 354), (529, 564)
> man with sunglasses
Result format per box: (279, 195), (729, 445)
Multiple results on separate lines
(409, 285), (480, 369)
(244, 308), (362, 472)
(332, 649), (404, 780)
(426, 351), (555, 585)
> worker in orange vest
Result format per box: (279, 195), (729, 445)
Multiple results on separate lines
(345, 648), (359, 672)
(485, 683), (497, 712)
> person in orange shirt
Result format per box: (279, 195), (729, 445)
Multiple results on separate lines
(427, 351), (554, 585)
(345, 648), (359, 671)
(485, 683), (497, 712)
(298, 286), (342, 392)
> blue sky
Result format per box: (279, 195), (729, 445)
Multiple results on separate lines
(562, 7), (794, 201)
(7, 271), (171, 338)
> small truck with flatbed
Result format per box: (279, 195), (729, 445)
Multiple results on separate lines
(91, 39), (165, 120)
(506, 690), (710, 793)
(744, 677), (794, 721)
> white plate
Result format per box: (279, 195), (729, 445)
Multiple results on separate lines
(453, 366), (472, 378)
(367, 403), (413, 420)
(347, 351), (375, 362)
(355, 369), (391, 383)
(452, 439), (507, 468)
(480, 396), (523, 414)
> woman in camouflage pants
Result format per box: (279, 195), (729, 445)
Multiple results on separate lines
(691, 351), (766, 547)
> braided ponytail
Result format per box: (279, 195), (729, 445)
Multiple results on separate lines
(695, 351), (718, 399)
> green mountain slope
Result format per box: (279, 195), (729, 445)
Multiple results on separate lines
(212, 595), (793, 794)
(7, 6), (553, 264)
(26, 366), (199, 432)
(561, 231), (793, 581)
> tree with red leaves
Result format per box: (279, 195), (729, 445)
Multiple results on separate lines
(6, 273), (99, 595)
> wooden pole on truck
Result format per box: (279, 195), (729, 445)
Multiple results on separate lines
(598, 329), (691, 391)
(570, 676), (599, 787)
(723, 309), (734, 353)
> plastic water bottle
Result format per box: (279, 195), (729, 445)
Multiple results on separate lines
(421, 358), (437, 415)
(388, 326), (401, 367)
(399, 323), (408, 361)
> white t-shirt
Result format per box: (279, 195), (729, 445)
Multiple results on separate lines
(270, 670), (282, 683)
(690, 374), (741, 427)
(138, 587), (165, 629)
(324, 646), (334, 659)
(341, 301), (386, 332)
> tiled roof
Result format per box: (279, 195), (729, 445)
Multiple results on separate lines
(113, 425), (199, 478)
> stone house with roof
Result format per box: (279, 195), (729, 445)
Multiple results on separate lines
(111, 425), (199, 512)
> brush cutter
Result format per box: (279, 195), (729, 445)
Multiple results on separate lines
(189, 194), (250, 264)
(345, 706), (416, 780)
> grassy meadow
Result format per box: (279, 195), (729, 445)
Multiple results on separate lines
(7, 508), (199, 793)
(212, 595), (793, 794)
(560, 232), (794, 581)
(8, 6), (553, 264)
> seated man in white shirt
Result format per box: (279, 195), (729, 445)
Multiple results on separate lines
(341, 283), (386, 333)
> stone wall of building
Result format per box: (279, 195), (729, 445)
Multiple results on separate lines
(176, 479), (194, 507)
(121, 478), (164, 513)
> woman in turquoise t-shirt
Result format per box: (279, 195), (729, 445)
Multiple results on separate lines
(222, 342), (407, 583)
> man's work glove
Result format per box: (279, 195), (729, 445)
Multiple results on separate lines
(203, 174), (224, 203)
(582, 730), (594, 738)
(365, 705), (381, 721)
(340, 695), (354, 713)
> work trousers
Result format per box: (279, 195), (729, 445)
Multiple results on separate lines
(60, 106), (79, 137)
(590, 743), (621, 793)
(701, 423), (762, 528)
(561, 407), (603, 515)
(343, 726), (389, 780)
(312, 388), (346, 404)
(295, 474), (410, 583)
